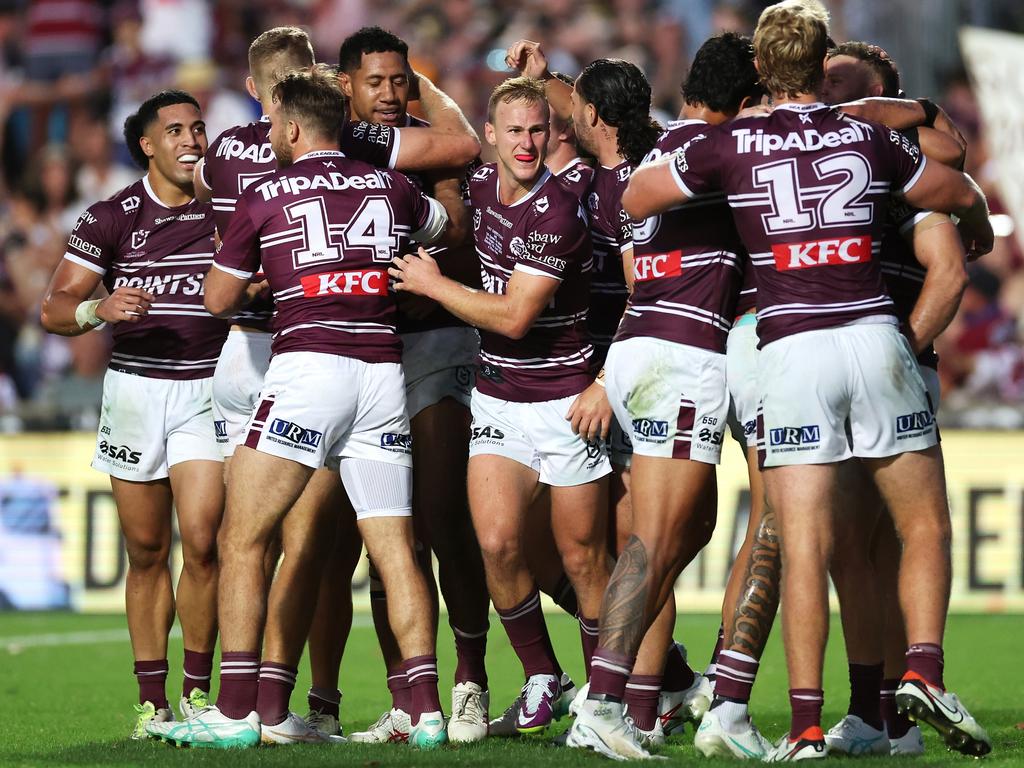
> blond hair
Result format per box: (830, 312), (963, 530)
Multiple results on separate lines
(753, 0), (830, 98)
(248, 27), (315, 97)
(487, 76), (549, 124)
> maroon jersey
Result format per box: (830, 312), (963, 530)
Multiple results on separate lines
(554, 157), (595, 200)
(470, 165), (593, 402)
(671, 104), (926, 347)
(63, 177), (227, 379)
(586, 161), (632, 364)
(616, 121), (744, 352)
(214, 150), (440, 363)
(883, 197), (938, 368)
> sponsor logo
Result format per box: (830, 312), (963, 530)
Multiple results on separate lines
(534, 195), (549, 214)
(214, 420), (227, 439)
(772, 236), (871, 271)
(509, 236), (528, 259)
(255, 171), (393, 201)
(527, 231), (561, 254)
(112, 272), (205, 296)
(472, 165), (495, 181)
(524, 253), (567, 271)
(98, 440), (142, 465)
(473, 208), (482, 231)
(742, 419), (756, 437)
(896, 410), (934, 435)
(121, 196), (141, 213)
(588, 192), (600, 212)
(471, 425), (505, 441)
(769, 425), (821, 447)
(633, 250), (682, 281)
(153, 213), (205, 225)
(68, 234), (102, 259)
(300, 269), (388, 297)
(698, 427), (723, 445)
(485, 206), (513, 229)
(479, 363), (504, 382)
(131, 230), (149, 249)
(673, 133), (707, 174)
(215, 137), (275, 163)
(268, 418), (323, 449)
(480, 269), (507, 294)
(100, 425), (111, 435)
(74, 211), (97, 230)
(888, 129), (921, 161)
(616, 165), (631, 183)
(632, 418), (669, 439)
(732, 122), (873, 156)
(380, 432), (413, 452)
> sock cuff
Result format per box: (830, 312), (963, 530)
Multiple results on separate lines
(790, 688), (824, 702)
(309, 686), (341, 703)
(719, 649), (759, 665)
(452, 624), (489, 639)
(496, 588), (541, 620)
(134, 659), (169, 674)
(578, 616), (600, 634)
(906, 642), (943, 657)
(625, 674), (662, 690)
(591, 648), (634, 676)
(221, 651), (259, 663)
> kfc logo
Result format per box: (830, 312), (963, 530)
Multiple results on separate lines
(772, 236), (871, 271)
(300, 269), (387, 297)
(633, 251), (682, 282)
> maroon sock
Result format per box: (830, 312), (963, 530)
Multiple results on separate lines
(182, 649), (214, 696)
(662, 642), (697, 693)
(387, 667), (412, 712)
(216, 651), (259, 720)
(905, 643), (944, 689)
(578, 616), (599, 679)
(256, 662), (297, 727)
(134, 659), (169, 709)
(624, 674), (662, 731)
(715, 649), (759, 703)
(403, 655), (442, 722)
(308, 686), (341, 719)
(880, 678), (912, 738)
(453, 625), (488, 688)
(789, 688), (824, 740)
(589, 647), (634, 702)
(706, 625), (724, 683)
(847, 662), (884, 729)
(496, 589), (558, 678)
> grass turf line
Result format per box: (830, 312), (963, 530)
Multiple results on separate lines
(1, 612), (1021, 766)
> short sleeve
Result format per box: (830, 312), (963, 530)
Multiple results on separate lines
(340, 121), (401, 169)
(213, 194), (261, 279)
(512, 201), (589, 280)
(667, 131), (722, 198)
(884, 128), (927, 195)
(63, 203), (119, 276)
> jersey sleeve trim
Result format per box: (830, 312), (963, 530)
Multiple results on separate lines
(211, 261), (254, 280)
(411, 196), (448, 244)
(898, 209), (935, 234)
(388, 127), (402, 169)
(198, 157), (211, 191)
(667, 159), (697, 199)
(900, 155), (928, 195)
(63, 252), (106, 275)
(513, 263), (563, 281)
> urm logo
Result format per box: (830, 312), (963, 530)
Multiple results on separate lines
(214, 420), (227, 438)
(632, 419), (669, 438)
(380, 433), (412, 451)
(769, 425), (820, 446)
(896, 410), (934, 434)
(269, 418), (323, 447)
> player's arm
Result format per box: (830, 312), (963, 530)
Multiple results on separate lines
(505, 40), (572, 121)
(390, 247), (557, 339)
(203, 266), (268, 318)
(622, 153), (690, 219)
(397, 73), (480, 170)
(205, 196), (265, 317)
(903, 213), (968, 355)
(837, 97), (967, 159)
(40, 261), (153, 336)
(902, 164), (992, 259)
(426, 172), (471, 246)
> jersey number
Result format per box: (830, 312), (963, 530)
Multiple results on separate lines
(284, 196), (398, 269)
(752, 151), (873, 235)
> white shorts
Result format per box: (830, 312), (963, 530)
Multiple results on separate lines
(726, 316), (759, 449)
(93, 369), (222, 481)
(605, 337), (729, 464)
(243, 352), (412, 470)
(757, 322), (938, 468)
(402, 327), (477, 419)
(468, 389), (611, 486)
(212, 330), (273, 457)
(920, 364), (941, 413)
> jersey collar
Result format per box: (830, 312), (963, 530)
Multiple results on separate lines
(294, 149), (347, 163)
(550, 157), (583, 176)
(773, 102), (829, 112)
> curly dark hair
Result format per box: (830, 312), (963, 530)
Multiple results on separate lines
(575, 59), (660, 167)
(682, 32), (764, 115)
(123, 90), (200, 170)
(828, 41), (901, 98)
(338, 26), (408, 73)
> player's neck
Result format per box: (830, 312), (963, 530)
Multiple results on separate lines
(146, 171), (193, 208)
(496, 166), (545, 206)
(770, 90), (823, 107)
(679, 103), (730, 127)
(545, 145), (579, 176)
(293, 140), (342, 163)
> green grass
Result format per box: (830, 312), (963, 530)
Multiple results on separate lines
(1, 612), (1021, 766)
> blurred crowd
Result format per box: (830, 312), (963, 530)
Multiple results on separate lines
(0, 0), (1022, 430)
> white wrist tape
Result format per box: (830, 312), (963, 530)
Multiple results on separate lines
(75, 299), (103, 329)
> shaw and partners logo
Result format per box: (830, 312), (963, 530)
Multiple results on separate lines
(632, 419), (669, 439)
(769, 425), (821, 447)
(268, 419), (323, 449)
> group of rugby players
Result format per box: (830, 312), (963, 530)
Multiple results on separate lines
(40, 0), (995, 761)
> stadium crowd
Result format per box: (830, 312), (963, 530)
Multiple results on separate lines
(0, 0), (1023, 430)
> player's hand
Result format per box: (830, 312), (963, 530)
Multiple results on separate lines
(244, 278), (270, 304)
(390, 247), (442, 297)
(959, 215), (994, 260)
(505, 40), (550, 80)
(96, 287), (154, 324)
(735, 103), (770, 120)
(933, 105), (967, 156)
(565, 379), (612, 442)
(408, 68), (422, 101)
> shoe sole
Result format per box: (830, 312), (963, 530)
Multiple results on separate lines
(896, 694), (991, 757)
(152, 734), (259, 749)
(695, 733), (764, 760)
(411, 733), (448, 749)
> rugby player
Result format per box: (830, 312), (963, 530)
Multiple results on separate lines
(146, 67), (451, 750)
(624, 0), (992, 759)
(391, 76), (612, 736)
(40, 90), (226, 738)
(323, 26), (490, 744)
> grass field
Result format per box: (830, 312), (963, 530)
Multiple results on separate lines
(1, 611), (1021, 766)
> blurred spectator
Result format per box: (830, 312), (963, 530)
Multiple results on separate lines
(174, 58), (255, 141)
(68, 107), (139, 202)
(139, 0), (212, 62)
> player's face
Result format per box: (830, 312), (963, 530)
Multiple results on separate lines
(486, 98), (550, 186)
(142, 102), (206, 188)
(822, 55), (878, 105)
(570, 85), (597, 155)
(343, 51), (410, 126)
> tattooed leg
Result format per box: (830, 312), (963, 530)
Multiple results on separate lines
(728, 497), (781, 657)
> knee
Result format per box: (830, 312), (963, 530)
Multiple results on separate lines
(181, 531), (219, 574)
(125, 531), (170, 572)
(898, 511), (952, 552)
(475, 528), (522, 572)
(558, 539), (607, 582)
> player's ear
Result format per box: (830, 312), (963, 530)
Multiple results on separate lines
(287, 120), (300, 144)
(484, 122), (496, 147)
(586, 102), (598, 128)
(139, 135), (155, 161)
(244, 76), (259, 102)
(337, 71), (354, 99)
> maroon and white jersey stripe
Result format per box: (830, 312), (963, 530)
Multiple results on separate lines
(586, 161), (632, 364)
(670, 104), (926, 347)
(214, 150), (440, 363)
(554, 157), (595, 200)
(469, 164), (593, 402)
(616, 121), (744, 352)
(63, 177), (226, 379)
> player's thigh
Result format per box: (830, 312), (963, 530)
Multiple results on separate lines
(281, 467), (345, 561)
(111, 476), (174, 563)
(628, 454), (715, 554)
(762, 462), (839, 563)
(410, 396), (471, 545)
(168, 460), (224, 559)
(467, 453), (538, 553)
(212, 330), (271, 460)
(549, 476), (608, 554)
(357, 514), (418, 577)
(861, 445), (950, 541)
(223, 446), (314, 550)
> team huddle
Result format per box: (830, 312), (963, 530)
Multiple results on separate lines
(41, 0), (996, 761)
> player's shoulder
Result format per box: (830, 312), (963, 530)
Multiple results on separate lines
(531, 171), (587, 227)
(85, 178), (146, 223)
(595, 160), (631, 190)
(207, 118), (270, 153)
(468, 162), (498, 187)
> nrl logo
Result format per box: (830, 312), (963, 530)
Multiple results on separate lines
(131, 230), (150, 249)
(534, 195), (549, 213)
